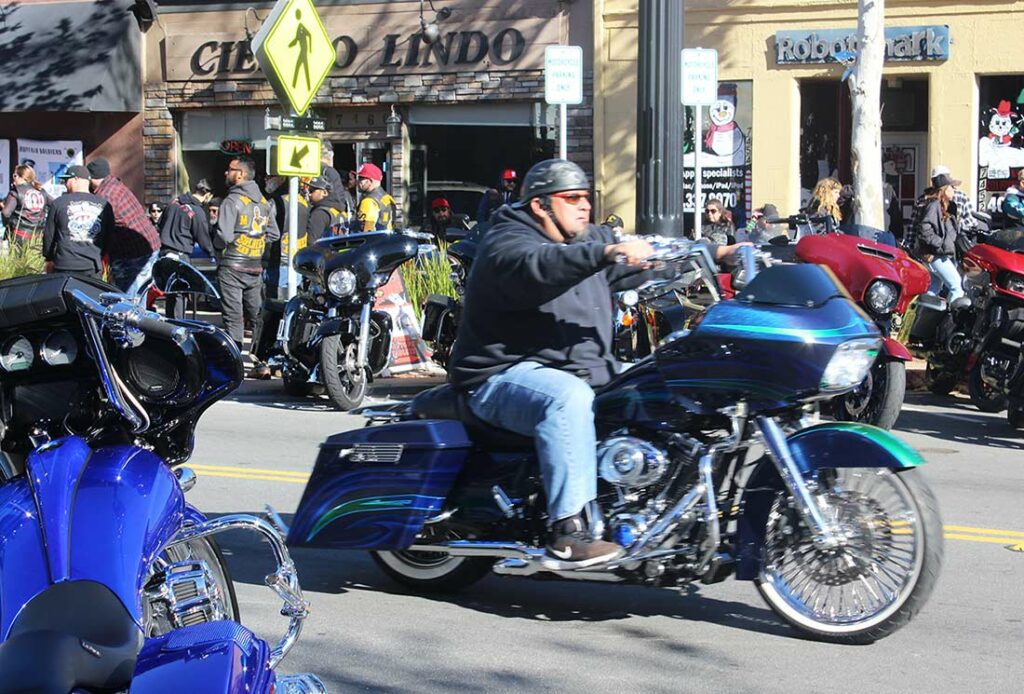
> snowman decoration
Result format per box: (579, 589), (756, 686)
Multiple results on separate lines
(702, 83), (746, 167)
(978, 99), (1024, 178)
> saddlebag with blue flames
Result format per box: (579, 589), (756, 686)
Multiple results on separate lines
(288, 420), (471, 550)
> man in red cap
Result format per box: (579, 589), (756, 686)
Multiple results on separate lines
(355, 162), (397, 231)
(476, 167), (519, 226)
(428, 197), (452, 242)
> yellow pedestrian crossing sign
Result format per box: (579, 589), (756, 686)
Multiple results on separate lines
(252, 0), (334, 116)
(275, 135), (322, 177)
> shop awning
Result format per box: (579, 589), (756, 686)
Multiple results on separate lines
(0, 0), (142, 113)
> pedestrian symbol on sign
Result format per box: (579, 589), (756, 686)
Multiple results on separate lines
(289, 9), (311, 90)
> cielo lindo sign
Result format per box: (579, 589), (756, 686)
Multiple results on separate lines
(166, 16), (559, 81)
(775, 25), (950, 65)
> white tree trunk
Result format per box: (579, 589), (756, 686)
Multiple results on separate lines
(851, 0), (886, 229)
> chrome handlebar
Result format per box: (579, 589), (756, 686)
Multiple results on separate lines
(169, 513), (310, 670)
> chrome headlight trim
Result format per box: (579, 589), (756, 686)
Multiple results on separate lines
(865, 280), (899, 315)
(820, 338), (882, 392)
(327, 268), (357, 298)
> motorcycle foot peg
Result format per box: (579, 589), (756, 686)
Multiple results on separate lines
(491, 485), (519, 518)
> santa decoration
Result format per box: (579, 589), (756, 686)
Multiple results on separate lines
(703, 83), (746, 166)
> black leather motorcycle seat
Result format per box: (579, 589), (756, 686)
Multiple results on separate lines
(411, 384), (534, 450)
(0, 580), (141, 694)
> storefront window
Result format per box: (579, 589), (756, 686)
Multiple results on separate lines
(683, 80), (753, 233)
(977, 76), (1024, 212)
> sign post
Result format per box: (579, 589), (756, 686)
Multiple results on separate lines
(681, 48), (718, 240)
(544, 45), (583, 160)
(252, 0), (334, 298)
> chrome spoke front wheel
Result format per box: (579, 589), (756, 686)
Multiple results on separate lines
(757, 468), (933, 640)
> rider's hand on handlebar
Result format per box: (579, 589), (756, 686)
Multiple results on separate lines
(605, 239), (656, 267)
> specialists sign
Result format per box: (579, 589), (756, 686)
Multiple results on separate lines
(775, 25), (950, 65)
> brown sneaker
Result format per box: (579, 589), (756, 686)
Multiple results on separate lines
(247, 362), (272, 380)
(541, 514), (624, 570)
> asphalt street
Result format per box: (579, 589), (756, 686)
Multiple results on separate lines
(187, 381), (1024, 693)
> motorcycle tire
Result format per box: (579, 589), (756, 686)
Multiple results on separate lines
(968, 363), (1007, 413)
(926, 364), (959, 396)
(371, 550), (493, 593)
(832, 359), (905, 430)
(320, 334), (368, 411)
(756, 468), (943, 645)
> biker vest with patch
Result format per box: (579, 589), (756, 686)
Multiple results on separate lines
(11, 184), (48, 238)
(280, 195), (311, 257)
(359, 187), (397, 231)
(221, 193), (274, 273)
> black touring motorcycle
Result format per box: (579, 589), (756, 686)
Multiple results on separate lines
(255, 231), (432, 410)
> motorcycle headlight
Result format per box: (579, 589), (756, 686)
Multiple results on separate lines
(820, 338), (881, 392)
(865, 280), (899, 315)
(1000, 271), (1024, 295)
(327, 268), (357, 298)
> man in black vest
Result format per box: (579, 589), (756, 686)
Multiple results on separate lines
(215, 156), (280, 378)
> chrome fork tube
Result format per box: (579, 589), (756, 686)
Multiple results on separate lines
(756, 416), (842, 549)
(356, 302), (372, 368)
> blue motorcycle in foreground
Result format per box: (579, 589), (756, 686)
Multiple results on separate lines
(0, 261), (323, 692)
(289, 245), (943, 645)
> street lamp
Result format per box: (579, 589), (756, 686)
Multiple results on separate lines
(386, 107), (402, 139)
(419, 0), (451, 45)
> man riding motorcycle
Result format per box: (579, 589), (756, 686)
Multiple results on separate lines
(450, 159), (744, 569)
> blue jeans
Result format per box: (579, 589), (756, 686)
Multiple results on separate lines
(927, 255), (964, 302)
(110, 250), (160, 296)
(468, 362), (596, 523)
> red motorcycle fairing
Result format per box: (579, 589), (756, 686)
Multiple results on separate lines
(796, 234), (930, 314)
(962, 242), (1024, 302)
(882, 336), (913, 361)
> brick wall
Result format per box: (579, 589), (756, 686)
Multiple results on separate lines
(144, 70), (595, 211)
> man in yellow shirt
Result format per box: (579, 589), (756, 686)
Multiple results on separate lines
(355, 163), (397, 231)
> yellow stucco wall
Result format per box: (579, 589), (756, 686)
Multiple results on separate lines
(596, 0), (1024, 224)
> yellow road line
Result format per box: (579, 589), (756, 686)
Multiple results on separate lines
(944, 533), (1024, 545)
(189, 464), (310, 479)
(192, 469), (309, 484)
(943, 524), (1024, 538)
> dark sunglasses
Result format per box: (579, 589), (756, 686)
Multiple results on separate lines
(433, 206), (451, 212)
(550, 192), (590, 206)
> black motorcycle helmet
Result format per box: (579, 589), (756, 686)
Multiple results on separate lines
(513, 159), (590, 239)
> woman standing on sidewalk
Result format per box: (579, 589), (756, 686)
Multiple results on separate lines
(915, 172), (964, 301)
(2, 165), (51, 245)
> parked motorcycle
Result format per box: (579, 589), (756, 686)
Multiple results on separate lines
(903, 215), (1024, 414)
(953, 223), (1024, 419)
(287, 246), (943, 645)
(775, 216), (931, 429)
(421, 233), (479, 371)
(0, 262), (322, 692)
(256, 231), (431, 410)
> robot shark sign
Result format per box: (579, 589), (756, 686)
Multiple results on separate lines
(252, 0), (335, 116)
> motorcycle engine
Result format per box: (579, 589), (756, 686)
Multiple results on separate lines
(144, 560), (229, 634)
(597, 437), (669, 489)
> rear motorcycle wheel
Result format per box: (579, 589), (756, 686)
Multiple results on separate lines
(756, 467), (943, 644)
(832, 359), (906, 430)
(968, 363), (1007, 413)
(371, 526), (493, 593)
(320, 334), (368, 411)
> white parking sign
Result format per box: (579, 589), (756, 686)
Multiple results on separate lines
(681, 48), (719, 106)
(545, 45), (583, 105)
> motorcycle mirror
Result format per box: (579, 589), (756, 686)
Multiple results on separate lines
(151, 257), (220, 300)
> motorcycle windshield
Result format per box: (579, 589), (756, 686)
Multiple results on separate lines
(737, 263), (850, 308)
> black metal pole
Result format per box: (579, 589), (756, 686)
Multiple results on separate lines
(635, 0), (684, 237)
